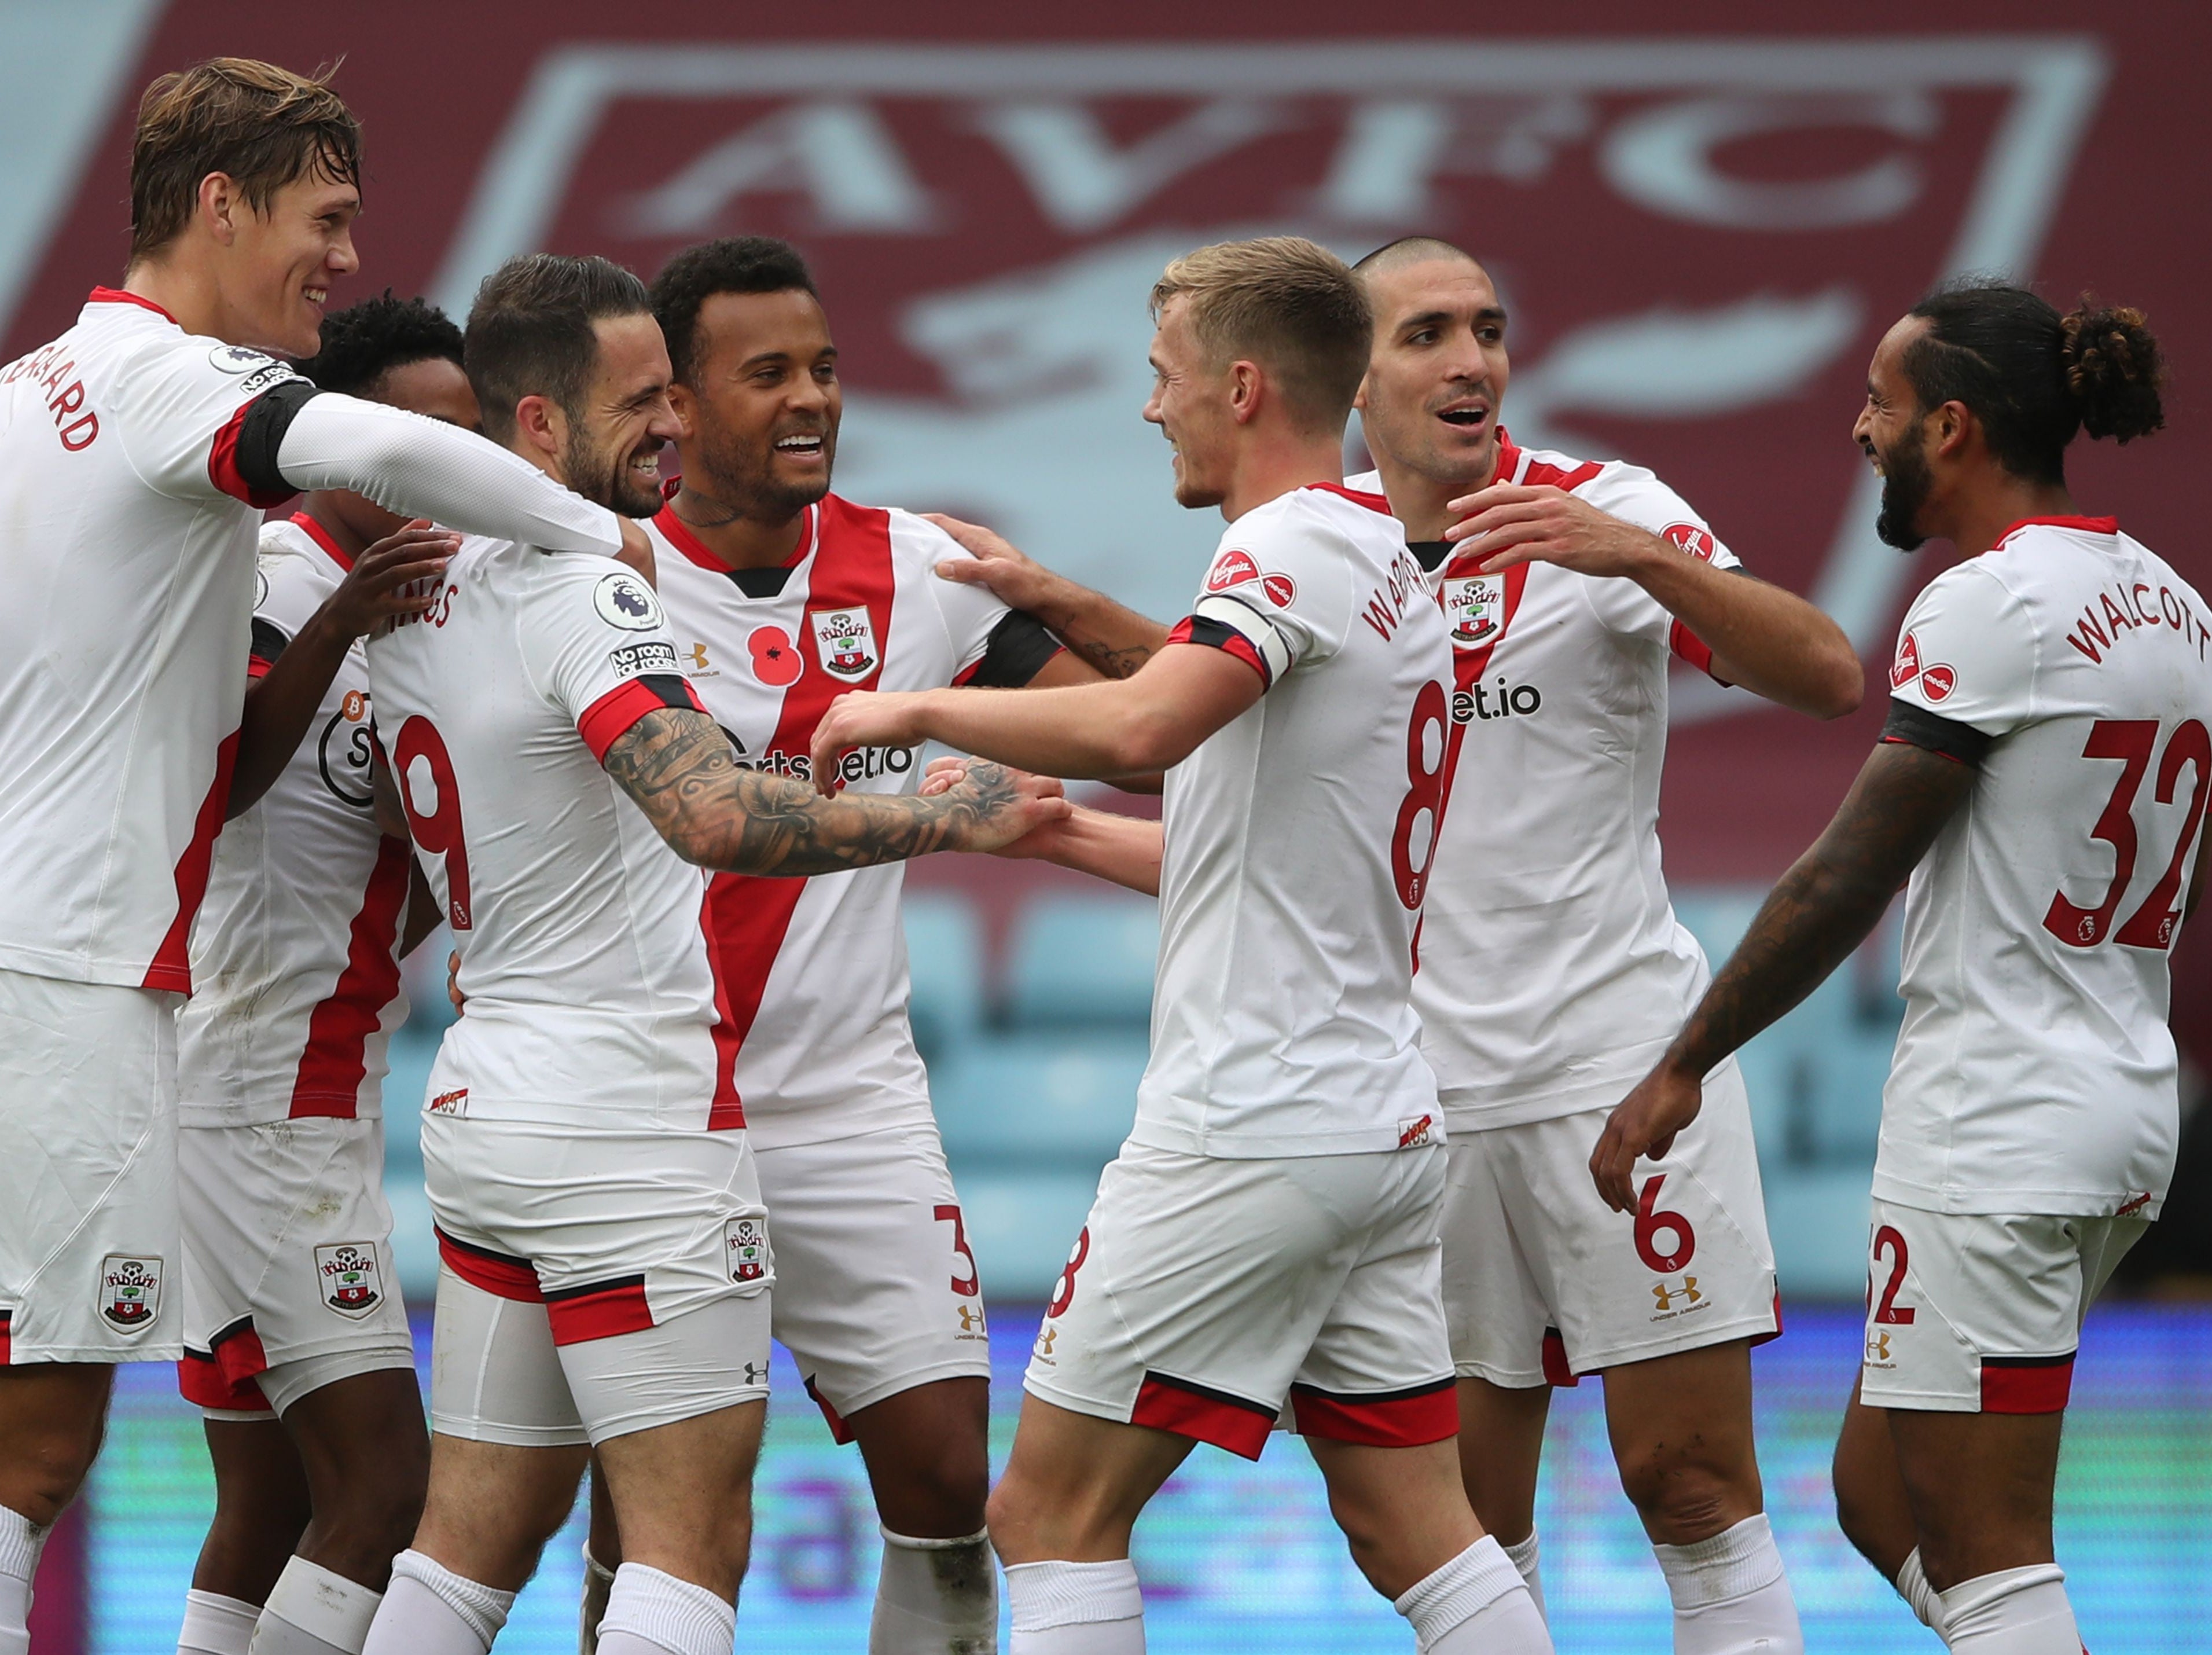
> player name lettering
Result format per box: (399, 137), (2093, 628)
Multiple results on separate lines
(2064, 579), (2212, 666)
(1452, 680), (1544, 722)
(1358, 549), (1432, 641)
(389, 577), (457, 630)
(0, 343), (99, 450)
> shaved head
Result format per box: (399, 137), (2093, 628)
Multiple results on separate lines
(1353, 236), (1486, 281)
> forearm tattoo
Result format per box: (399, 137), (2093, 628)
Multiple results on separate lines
(601, 707), (1020, 874)
(1673, 743), (1975, 1074)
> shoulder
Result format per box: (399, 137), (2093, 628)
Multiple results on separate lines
(879, 504), (967, 573)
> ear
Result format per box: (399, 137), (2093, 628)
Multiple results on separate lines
(1353, 370), (1370, 415)
(198, 173), (240, 247)
(666, 380), (701, 442)
(512, 394), (567, 467)
(1228, 358), (1264, 427)
(1930, 399), (1975, 460)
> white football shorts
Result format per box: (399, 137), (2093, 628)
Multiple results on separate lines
(1025, 1141), (1457, 1460)
(177, 1116), (413, 1418)
(0, 967), (181, 1364)
(421, 1114), (772, 1446)
(1858, 1199), (2148, 1414)
(755, 1122), (992, 1438)
(1442, 1059), (1779, 1387)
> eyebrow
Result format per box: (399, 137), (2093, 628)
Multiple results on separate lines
(736, 345), (837, 372)
(1400, 306), (1506, 332)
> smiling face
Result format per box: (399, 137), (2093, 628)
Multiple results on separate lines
(219, 171), (361, 358)
(671, 287), (840, 521)
(556, 313), (683, 516)
(1142, 298), (1237, 509)
(1356, 256), (1511, 491)
(1854, 315), (1941, 551)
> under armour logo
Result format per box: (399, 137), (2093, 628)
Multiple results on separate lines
(689, 642), (711, 670)
(956, 1304), (987, 1334)
(1034, 1326), (1057, 1357)
(1866, 1333), (1892, 1363)
(743, 1362), (768, 1385)
(1652, 1276), (1702, 1312)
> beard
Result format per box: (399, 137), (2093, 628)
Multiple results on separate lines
(563, 424), (664, 518)
(688, 417), (834, 524)
(1873, 418), (1934, 551)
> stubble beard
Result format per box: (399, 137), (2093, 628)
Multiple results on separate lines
(1873, 419), (1934, 552)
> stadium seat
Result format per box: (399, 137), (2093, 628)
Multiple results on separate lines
(902, 891), (987, 1059)
(1004, 893), (1158, 1028)
(931, 1032), (1148, 1167)
(955, 1168), (1108, 1299)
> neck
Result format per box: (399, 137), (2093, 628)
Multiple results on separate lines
(1220, 432), (1350, 523)
(1370, 444), (1500, 541)
(665, 478), (810, 570)
(123, 254), (237, 347)
(1941, 474), (2078, 560)
(296, 491), (372, 557)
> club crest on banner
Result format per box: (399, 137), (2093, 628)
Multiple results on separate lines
(99, 1254), (162, 1331)
(810, 607), (879, 682)
(1440, 574), (1506, 647)
(315, 1243), (385, 1319)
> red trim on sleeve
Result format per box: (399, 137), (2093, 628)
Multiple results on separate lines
(805, 1375), (857, 1444)
(1302, 480), (1396, 515)
(436, 1228), (543, 1302)
(246, 656), (277, 681)
(1164, 615), (1271, 685)
(1881, 734), (1970, 764)
(1289, 1378), (1458, 1447)
(1996, 515), (2118, 548)
(144, 729), (240, 993)
(86, 285), (178, 323)
(1541, 1327), (1581, 1387)
(288, 510), (357, 574)
(207, 398), (294, 509)
(1980, 1353), (2074, 1414)
(1129, 1373), (1277, 1459)
(544, 1276), (655, 1346)
(576, 677), (704, 762)
(288, 836), (411, 1117)
(1669, 618), (1719, 677)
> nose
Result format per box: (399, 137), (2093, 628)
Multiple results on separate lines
(647, 394), (683, 443)
(329, 228), (359, 277)
(1850, 403), (1875, 449)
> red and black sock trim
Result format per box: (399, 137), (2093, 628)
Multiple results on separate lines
(1129, 1371), (1277, 1460)
(1288, 1377), (1459, 1447)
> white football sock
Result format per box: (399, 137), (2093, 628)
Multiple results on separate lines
(361, 1550), (513, 1655)
(0, 1504), (45, 1655)
(580, 1544), (616, 1654)
(1004, 1558), (1143, 1653)
(1652, 1513), (1804, 1654)
(1937, 1564), (2079, 1654)
(1897, 1549), (1947, 1635)
(249, 1556), (383, 1653)
(179, 1589), (261, 1654)
(872, 1526), (998, 1653)
(1391, 1536), (1553, 1653)
(594, 1563), (736, 1655)
(1502, 1531), (1547, 1623)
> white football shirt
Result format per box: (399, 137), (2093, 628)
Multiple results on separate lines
(1348, 436), (1739, 1129)
(649, 497), (1057, 1151)
(1879, 516), (2211, 1217)
(366, 535), (735, 1132)
(178, 515), (414, 1126)
(0, 289), (303, 991)
(1134, 482), (1450, 1159)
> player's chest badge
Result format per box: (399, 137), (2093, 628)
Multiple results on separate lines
(315, 1243), (384, 1319)
(1439, 574), (1507, 648)
(98, 1254), (163, 1331)
(809, 606), (880, 683)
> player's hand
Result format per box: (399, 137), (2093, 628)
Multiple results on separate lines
(925, 513), (1066, 618)
(935, 758), (1075, 853)
(1590, 1057), (1705, 1212)
(325, 522), (459, 640)
(922, 756), (1072, 857)
(1442, 483), (1656, 578)
(809, 691), (931, 794)
(615, 518), (659, 587)
(446, 949), (465, 1018)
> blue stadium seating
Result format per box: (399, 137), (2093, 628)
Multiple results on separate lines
(902, 891), (988, 1060)
(1003, 893), (1158, 1027)
(931, 1032), (1147, 1166)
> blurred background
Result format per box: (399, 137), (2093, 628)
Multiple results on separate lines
(5, 0), (2207, 1647)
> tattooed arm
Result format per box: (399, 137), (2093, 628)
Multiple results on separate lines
(1589, 738), (1976, 1211)
(600, 706), (1071, 875)
(924, 513), (1170, 680)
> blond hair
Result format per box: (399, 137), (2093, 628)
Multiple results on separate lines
(130, 58), (361, 262)
(1150, 237), (1371, 435)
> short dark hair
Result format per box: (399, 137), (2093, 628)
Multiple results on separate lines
(1151, 237), (1372, 437)
(130, 58), (362, 263)
(295, 292), (462, 395)
(1903, 281), (2166, 485)
(1352, 236), (1482, 278)
(464, 254), (652, 443)
(649, 237), (820, 386)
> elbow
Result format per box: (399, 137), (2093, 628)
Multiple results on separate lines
(1813, 648), (1866, 720)
(1105, 708), (1196, 776)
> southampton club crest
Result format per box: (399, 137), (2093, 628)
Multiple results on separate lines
(1439, 574), (1505, 648)
(726, 1217), (770, 1283)
(315, 1243), (384, 1319)
(98, 1254), (163, 1331)
(809, 606), (879, 684)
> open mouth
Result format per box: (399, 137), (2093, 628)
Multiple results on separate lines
(1436, 403), (1489, 431)
(303, 285), (328, 309)
(774, 433), (826, 461)
(628, 448), (662, 482)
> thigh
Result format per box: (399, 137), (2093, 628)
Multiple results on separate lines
(1883, 1406), (2063, 1587)
(758, 1125), (991, 1434)
(1437, 1131), (1553, 1388)
(1024, 1146), (1369, 1462)
(594, 1393), (766, 1597)
(0, 970), (180, 1364)
(427, 1261), (585, 1449)
(1509, 1077), (1780, 1381)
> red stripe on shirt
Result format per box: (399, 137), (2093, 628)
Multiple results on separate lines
(206, 397), (293, 509)
(288, 835), (411, 1117)
(654, 501), (815, 572)
(576, 676), (705, 762)
(144, 730), (240, 994)
(288, 509), (357, 574)
(701, 496), (898, 1117)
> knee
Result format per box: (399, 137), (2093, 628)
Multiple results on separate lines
(883, 1440), (989, 1539)
(1616, 1447), (1744, 1547)
(12, 1415), (105, 1525)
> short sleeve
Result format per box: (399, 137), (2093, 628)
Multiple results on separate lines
(911, 518), (1017, 673)
(1884, 563), (2035, 739)
(1571, 463), (1740, 673)
(1168, 509), (1354, 688)
(516, 560), (706, 762)
(247, 539), (334, 678)
(115, 335), (306, 508)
